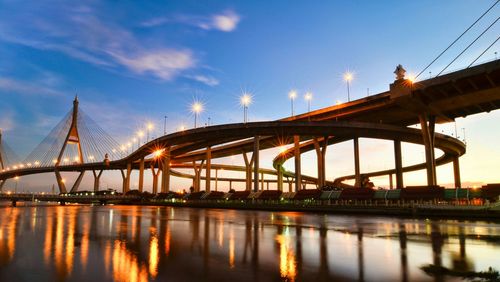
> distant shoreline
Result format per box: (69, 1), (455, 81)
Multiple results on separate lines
(135, 201), (500, 221)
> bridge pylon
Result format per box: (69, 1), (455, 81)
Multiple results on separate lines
(55, 96), (85, 193)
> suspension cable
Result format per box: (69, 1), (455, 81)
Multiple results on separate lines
(437, 16), (499, 76)
(415, 0), (499, 79)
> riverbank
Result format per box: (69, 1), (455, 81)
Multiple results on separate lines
(135, 200), (500, 220)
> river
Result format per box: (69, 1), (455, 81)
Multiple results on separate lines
(0, 203), (498, 281)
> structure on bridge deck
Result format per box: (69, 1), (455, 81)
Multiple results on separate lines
(0, 60), (499, 195)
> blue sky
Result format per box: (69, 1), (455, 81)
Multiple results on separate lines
(0, 0), (499, 191)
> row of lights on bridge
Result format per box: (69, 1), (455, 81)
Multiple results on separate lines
(1, 70), (419, 172)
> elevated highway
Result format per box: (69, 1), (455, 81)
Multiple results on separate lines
(0, 60), (499, 194)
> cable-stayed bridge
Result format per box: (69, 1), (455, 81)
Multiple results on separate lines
(0, 60), (499, 197)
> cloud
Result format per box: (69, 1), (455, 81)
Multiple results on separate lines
(109, 49), (195, 80)
(141, 17), (170, 28)
(187, 75), (220, 86)
(141, 10), (241, 32)
(0, 3), (197, 82)
(0, 77), (64, 96)
(210, 11), (240, 32)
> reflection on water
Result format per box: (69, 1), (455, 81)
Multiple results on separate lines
(0, 204), (499, 281)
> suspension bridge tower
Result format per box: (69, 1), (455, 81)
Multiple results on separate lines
(54, 96), (85, 193)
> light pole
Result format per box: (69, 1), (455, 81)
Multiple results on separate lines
(146, 123), (153, 142)
(288, 90), (297, 116)
(304, 92), (312, 112)
(191, 101), (203, 128)
(132, 138), (137, 149)
(343, 72), (353, 102)
(240, 93), (252, 123)
(137, 130), (144, 145)
(14, 176), (19, 194)
(164, 116), (167, 135)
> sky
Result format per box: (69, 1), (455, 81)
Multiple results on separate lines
(0, 0), (499, 192)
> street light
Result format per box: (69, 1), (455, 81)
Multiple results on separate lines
(288, 90), (297, 116)
(14, 176), (19, 194)
(137, 130), (144, 145)
(304, 92), (312, 112)
(164, 116), (168, 135)
(240, 93), (252, 123)
(146, 122), (154, 142)
(191, 101), (203, 128)
(343, 72), (353, 102)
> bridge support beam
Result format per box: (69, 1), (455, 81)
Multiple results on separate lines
(92, 170), (103, 192)
(294, 135), (301, 192)
(205, 147), (211, 192)
(121, 162), (132, 194)
(277, 164), (283, 192)
(192, 160), (204, 192)
(0, 180), (5, 192)
(55, 170), (67, 194)
(419, 114), (437, 187)
(151, 164), (160, 194)
(260, 172), (264, 191)
(453, 156), (461, 189)
(242, 151), (255, 191)
(354, 137), (361, 188)
(394, 140), (404, 189)
(70, 171), (85, 193)
(138, 158), (145, 193)
(161, 147), (171, 193)
(253, 136), (260, 193)
(313, 137), (328, 188)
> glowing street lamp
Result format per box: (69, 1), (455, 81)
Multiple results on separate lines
(146, 122), (154, 142)
(191, 101), (203, 128)
(137, 130), (144, 145)
(304, 92), (313, 112)
(132, 137), (137, 149)
(288, 90), (297, 116)
(240, 93), (252, 123)
(343, 72), (353, 102)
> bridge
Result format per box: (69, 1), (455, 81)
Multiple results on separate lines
(0, 60), (499, 199)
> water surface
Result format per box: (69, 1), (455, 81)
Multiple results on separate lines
(0, 203), (498, 281)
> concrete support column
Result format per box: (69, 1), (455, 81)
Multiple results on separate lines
(151, 164), (160, 194)
(293, 135), (301, 192)
(253, 136), (260, 193)
(394, 140), (404, 189)
(70, 171), (85, 193)
(205, 147), (211, 192)
(215, 169), (218, 192)
(260, 172), (264, 191)
(121, 162), (132, 193)
(161, 147), (171, 193)
(138, 158), (145, 192)
(419, 114), (437, 187)
(0, 180), (5, 192)
(192, 160), (204, 192)
(354, 137), (361, 188)
(313, 137), (328, 188)
(55, 169), (67, 194)
(453, 156), (461, 188)
(242, 151), (255, 191)
(92, 170), (103, 192)
(277, 164), (283, 191)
